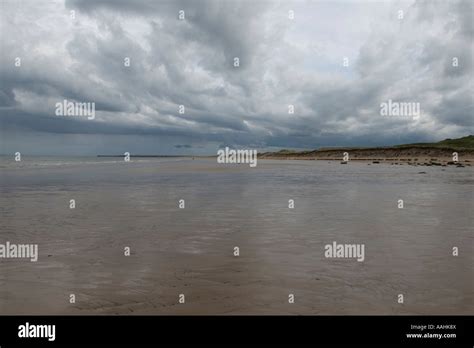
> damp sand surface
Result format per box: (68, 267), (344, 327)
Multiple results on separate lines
(0, 157), (473, 314)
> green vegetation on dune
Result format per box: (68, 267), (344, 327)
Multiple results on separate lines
(262, 135), (474, 157)
(277, 149), (297, 154)
(395, 135), (474, 150)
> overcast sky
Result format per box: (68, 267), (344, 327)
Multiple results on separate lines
(0, 0), (472, 155)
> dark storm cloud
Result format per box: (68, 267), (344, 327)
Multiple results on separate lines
(0, 0), (472, 155)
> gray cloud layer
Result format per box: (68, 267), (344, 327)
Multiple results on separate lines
(0, 0), (472, 155)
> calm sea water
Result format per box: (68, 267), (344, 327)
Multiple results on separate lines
(0, 156), (472, 314)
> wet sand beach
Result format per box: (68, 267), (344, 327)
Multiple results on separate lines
(0, 157), (473, 314)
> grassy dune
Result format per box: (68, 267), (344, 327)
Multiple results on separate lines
(395, 135), (474, 150)
(259, 135), (474, 164)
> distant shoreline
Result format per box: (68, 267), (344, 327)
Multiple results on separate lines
(258, 145), (474, 164)
(97, 149), (473, 167)
(97, 135), (474, 164)
(97, 155), (193, 158)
